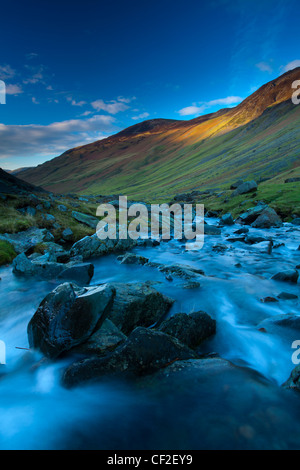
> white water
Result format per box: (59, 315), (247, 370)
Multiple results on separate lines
(0, 221), (299, 449)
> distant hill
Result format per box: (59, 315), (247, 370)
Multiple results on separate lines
(0, 168), (46, 195)
(21, 68), (300, 202)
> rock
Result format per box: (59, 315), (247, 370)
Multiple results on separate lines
(158, 263), (204, 280)
(283, 366), (300, 391)
(108, 282), (174, 335)
(62, 327), (197, 388)
(62, 228), (74, 242)
(285, 177), (300, 183)
(58, 263), (95, 285)
(204, 225), (221, 235)
(251, 207), (282, 228)
(220, 213), (234, 226)
(44, 231), (55, 243)
(206, 210), (219, 218)
(258, 314), (300, 333)
(271, 270), (299, 284)
(118, 253), (149, 265)
(235, 203), (268, 225)
(0, 228), (49, 254)
(292, 218), (300, 226)
(26, 206), (36, 216)
(212, 243), (229, 253)
(71, 211), (98, 228)
(159, 311), (216, 349)
(12, 253), (38, 276)
(27, 282), (115, 359)
(70, 233), (136, 260)
(260, 297), (278, 303)
(71, 319), (126, 357)
(57, 204), (67, 212)
(278, 292), (299, 300)
(44, 214), (56, 224)
(230, 180), (244, 190)
(231, 180), (257, 197)
(244, 234), (269, 245)
(234, 227), (249, 234)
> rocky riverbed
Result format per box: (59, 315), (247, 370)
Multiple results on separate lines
(0, 201), (300, 449)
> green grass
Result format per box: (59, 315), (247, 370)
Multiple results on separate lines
(0, 240), (17, 266)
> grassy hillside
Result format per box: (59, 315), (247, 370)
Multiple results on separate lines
(20, 69), (300, 215)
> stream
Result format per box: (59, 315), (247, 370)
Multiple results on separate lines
(0, 220), (299, 449)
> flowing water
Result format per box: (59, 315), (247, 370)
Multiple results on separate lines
(0, 221), (299, 449)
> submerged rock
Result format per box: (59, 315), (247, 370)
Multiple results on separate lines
(278, 292), (299, 300)
(28, 282), (115, 359)
(108, 282), (174, 335)
(159, 311), (216, 349)
(271, 270), (299, 284)
(62, 327), (197, 388)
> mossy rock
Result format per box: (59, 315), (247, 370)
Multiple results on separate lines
(0, 240), (17, 266)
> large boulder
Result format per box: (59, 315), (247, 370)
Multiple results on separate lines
(251, 207), (282, 229)
(12, 253), (65, 278)
(0, 227), (50, 254)
(159, 311), (216, 349)
(108, 282), (174, 335)
(71, 319), (126, 357)
(231, 180), (257, 196)
(271, 270), (299, 284)
(62, 327), (197, 388)
(230, 180), (243, 190)
(235, 203), (268, 225)
(27, 282), (115, 358)
(70, 233), (136, 260)
(71, 211), (99, 229)
(219, 213), (234, 226)
(58, 263), (94, 285)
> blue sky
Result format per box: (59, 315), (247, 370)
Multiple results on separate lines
(0, 0), (299, 170)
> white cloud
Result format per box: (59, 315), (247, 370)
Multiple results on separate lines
(0, 115), (116, 161)
(256, 62), (273, 73)
(117, 96), (136, 103)
(178, 105), (205, 116)
(282, 60), (300, 73)
(91, 98), (129, 114)
(0, 65), (16, 80)
(67, 96), (87, 107)
(6, 84), (23, 95)
(178, 96), (243, 117)
(132, 112), (150, 120)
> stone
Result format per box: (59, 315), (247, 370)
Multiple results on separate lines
(58, 263), (95, 285)
(27, 282), (115, 358)
(271, 270), (299, 284)
(231, 180), (257, 197)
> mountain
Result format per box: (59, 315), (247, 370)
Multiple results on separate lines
(21, 68), (300, 202)
(0, 168), (46, 195)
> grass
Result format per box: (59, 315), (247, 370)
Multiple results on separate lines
(0, 240), (17, 266)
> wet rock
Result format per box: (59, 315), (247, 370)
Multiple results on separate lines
(71, 211), (98, 228)
(278, 292), (299, 300)
(158, 263), (204, 280)
(258, 314), (300, 333)
(159, 311), (216, 349)
(283, 366), (300, 391)
(62, 327), (197, 388)
(118, 253), (149, 265)
(70, 233), (136, 260)
(235, 203), (268, 225)
(27, 282), (115, 359)
(260, 297), (278, 303)
(231, 180), (257, 197)
(292, 218), (300, 226)
(58, 263), (94, 285)
(108, 282), (174, 335)
(12, 253), (65, 278)
(71, 319), (126, 357)
(204, 225), (221, 236)
(220, 213), (234, 226)
(212, 243), (229, 253)
(206, 210), (220, 218)
(251, 207), (282, 229)
(271, 270), (299, 284)
(244, 234), (269, 245)
(234, 227), (249, 234)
